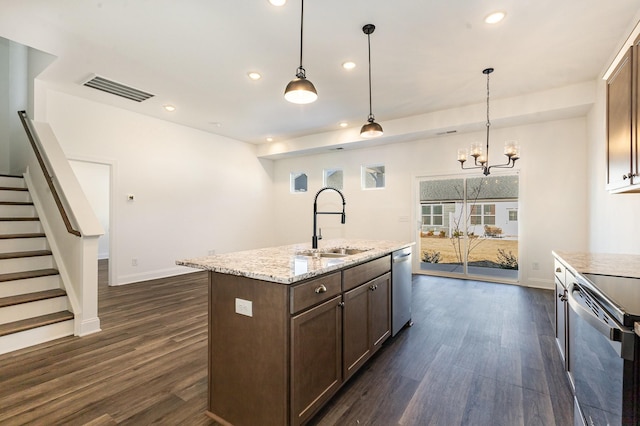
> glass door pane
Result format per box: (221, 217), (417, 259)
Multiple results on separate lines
(418, 178), (466, 276)
(465, 176), (519, 281)
(417, 174), (519, 282)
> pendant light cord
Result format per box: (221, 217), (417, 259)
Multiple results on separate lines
(367, 32), (374, 122)
(297, 0), (305, 77)
(485, 69), (491, 164)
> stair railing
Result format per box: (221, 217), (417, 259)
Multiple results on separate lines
(17, 110), (81, 237)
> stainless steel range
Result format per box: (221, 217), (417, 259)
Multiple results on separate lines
(568, 272), (640, 426)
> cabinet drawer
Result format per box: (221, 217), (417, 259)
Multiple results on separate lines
(291, 272), (341, 314)
(554, 258), (566, 286)
(343, 255), (391, 292)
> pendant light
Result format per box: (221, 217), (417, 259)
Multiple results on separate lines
(284, 0), (317, 104)
(360, 24), (383, 138)
(457, 67), (519, 175)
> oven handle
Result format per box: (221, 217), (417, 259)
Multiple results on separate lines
(567, 282), (635, 361)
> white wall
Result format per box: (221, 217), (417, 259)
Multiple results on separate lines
(69, 160), (110, 260)
(273, 117), (590, 289)
(587, 78), (640, 254)
(43, 89), (275, 285)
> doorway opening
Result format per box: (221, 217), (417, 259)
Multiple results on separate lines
(69, 159), (113, 286)
(416, 173), (519, 282)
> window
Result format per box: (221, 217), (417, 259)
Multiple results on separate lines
(323, 168), (343, 190)
(421, 204), (443, 228)
(290, 172), (308, 193)
(508, 209), (518, 221)
(361, 164), (385, 189)
(470, 203), (495, 225)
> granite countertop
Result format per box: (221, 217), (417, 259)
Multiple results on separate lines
(176, 239), (414, 285)
(552, 250), (640, 279)
(553, 250), (640, 337)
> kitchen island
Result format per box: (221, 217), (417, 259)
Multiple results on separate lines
(177, 239), (413, 426)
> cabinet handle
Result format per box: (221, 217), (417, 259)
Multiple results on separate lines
(623, 173), (629, 180)
(558, 292), (567, 302)
(555, 267), (562, 273)
(369, 284), (378, 291)
(338, 301), (345, 308)
(315, 284), (327, 294)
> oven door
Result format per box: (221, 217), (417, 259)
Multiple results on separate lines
(567, 281), (632, 426)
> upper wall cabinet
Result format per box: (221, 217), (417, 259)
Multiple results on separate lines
(606, 40), (640, 193)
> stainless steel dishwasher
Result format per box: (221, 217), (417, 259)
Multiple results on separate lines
(391, 247), (413, 336)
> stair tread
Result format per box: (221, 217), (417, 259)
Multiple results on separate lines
(0, 288), (66, 308)
(0, 186), (29, 192)
(0, 268), (59, 284)
(0, 201), (33, 206)
(0, 233), (45, 239)
(0, 186), (28, 192)
(0, 310), (73, 337)
(0, 250), (52, 260)
(0, 217), (39, 221)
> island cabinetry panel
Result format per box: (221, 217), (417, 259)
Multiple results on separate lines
(290, 272), (341, 314)
(342, 255), (390, 291)
(291, 295), (342, 426)
(208, 272), (289, 426)
(343, 272), (391, 380)
(206, 254), (395, 425)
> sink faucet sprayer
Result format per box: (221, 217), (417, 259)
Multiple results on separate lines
(312, 187), (346, 249)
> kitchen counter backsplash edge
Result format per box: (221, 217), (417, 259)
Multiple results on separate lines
(177, 239), (415, 284)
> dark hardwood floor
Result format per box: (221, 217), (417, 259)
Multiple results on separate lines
(0, 261), (573, 425)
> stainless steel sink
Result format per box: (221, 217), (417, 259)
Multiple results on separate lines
(296, 247), (371, 258)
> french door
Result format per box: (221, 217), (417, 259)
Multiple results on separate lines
(416, 173), (519, 282)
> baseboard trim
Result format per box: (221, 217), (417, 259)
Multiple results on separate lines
(114, 266), (197, 286)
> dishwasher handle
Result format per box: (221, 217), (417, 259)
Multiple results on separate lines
(393, 253), (411, 263)
(567, 282), (635, 361)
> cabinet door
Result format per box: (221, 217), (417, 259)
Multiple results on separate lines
(554, 279), (567, 365)
(607, 47), (634, 190)
(343, 283), (370, 380)
(369, 273), (391, 350)
(291, 295), (342, 426)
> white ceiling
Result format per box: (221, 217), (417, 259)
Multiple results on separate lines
(1, 1), (639, 146)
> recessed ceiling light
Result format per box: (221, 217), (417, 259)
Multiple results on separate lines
(163, 104), (176, 112)
(247, 71), (262, 80)
(338, 121), (348, 128)
(484, 11), (506, 24)
(342, 61), (356, 70)
(266, 137), (274, 142)
(268, 0), (286, 6)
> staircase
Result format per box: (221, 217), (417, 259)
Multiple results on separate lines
(0, 174), (74, 355)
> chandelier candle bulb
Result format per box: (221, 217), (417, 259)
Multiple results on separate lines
(470, 143), (482, 158)
(457, 149), (468, 162)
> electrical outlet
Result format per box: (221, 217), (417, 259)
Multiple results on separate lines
(132, 258), (138, 267)
(532, 262), (539, 271)
(235, 298), (253, 317)
(127, 194), (135, 201)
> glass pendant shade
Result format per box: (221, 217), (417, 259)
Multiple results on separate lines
(284, 76), (318, 104)
(360, 120), (383, 138)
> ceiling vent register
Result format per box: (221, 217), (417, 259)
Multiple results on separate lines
(82, 75), (155, 102)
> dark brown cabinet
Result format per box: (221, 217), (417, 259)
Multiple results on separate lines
(291, 295), (342, 426)
(206, 254), (392, 426)
(606, 39), (640, 192)
(343, 273), (391, 380)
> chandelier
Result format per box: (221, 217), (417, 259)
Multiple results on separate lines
(457, 68), (519, 176)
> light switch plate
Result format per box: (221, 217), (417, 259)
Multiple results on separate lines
(235, 298), (253, 317)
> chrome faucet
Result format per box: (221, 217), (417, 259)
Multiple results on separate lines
(312, 187), (346, 249)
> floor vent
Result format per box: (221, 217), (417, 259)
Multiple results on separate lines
(82, 75), (155, 102)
